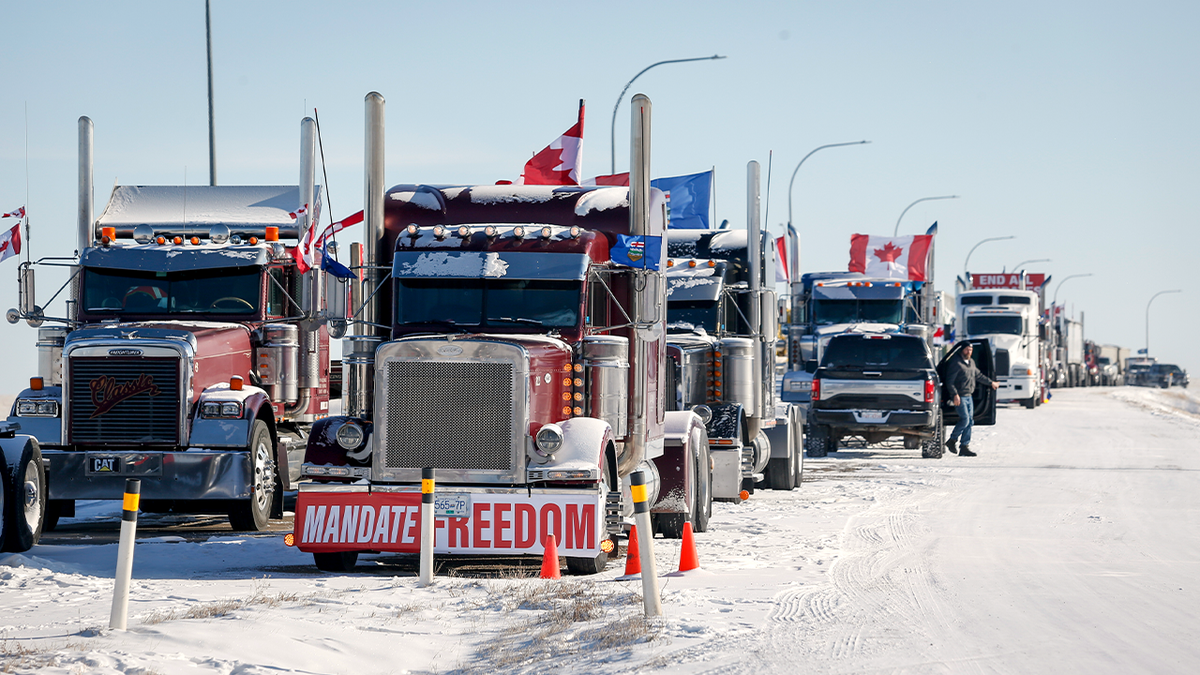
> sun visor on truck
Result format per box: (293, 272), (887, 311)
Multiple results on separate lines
(96, 185), (313, 239)
(80, 245), (270, 272)
(666, 266), (723, 302)
(392, 251), (589, 280)
(813, 283), (906, 301)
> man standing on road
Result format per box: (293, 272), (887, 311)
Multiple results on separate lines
(946, 342), (999, 457)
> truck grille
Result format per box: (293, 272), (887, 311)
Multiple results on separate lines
(384, 360), (515, 471)
(68, 357), (181, 445)
(995, 349), (1010, 377)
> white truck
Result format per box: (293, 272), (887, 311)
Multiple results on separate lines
(958, 273), (1047, 409)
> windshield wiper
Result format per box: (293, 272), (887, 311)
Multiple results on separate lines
(492, 316), (544, 326)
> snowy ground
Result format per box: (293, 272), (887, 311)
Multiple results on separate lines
(3, 386), (1199, 674)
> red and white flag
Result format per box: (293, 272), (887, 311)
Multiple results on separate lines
(518, 100), (584, 185)
(0, 222), (21, 264)
(2, 206), (24, 220)
(774, 235), (789, 283)
(583, 173), (629, 186)
(294, 210), (364, 274)
(848, 234), (933, 281)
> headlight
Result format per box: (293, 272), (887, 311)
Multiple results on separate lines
(201, 401), (242, 418)
(16, 399), (59, 417)
(336, 421), (365, 450)
(534, 424), (564, 456)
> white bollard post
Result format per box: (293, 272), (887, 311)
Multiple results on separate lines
(109, 478), (141, 630)
(419, 467), (435, 586)
(630, 471), (662, 616)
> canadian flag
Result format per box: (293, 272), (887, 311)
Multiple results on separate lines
(774, 235), (789, 283)
(2, 206), (25, 220)
(518, 100), (584, 185)
(848, 234), (933, 281)
(0, 222), (21, 264)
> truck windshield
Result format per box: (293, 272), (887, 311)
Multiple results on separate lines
(822, 337), (931, 370)
(395, 278), (582, 329)
(813, 299), (903, 325)
(967, 315), (1022, 335)
(666, 300), (719, 332)
(82, 267), (261, 316)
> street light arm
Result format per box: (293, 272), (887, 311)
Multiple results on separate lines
(787, 140), (870, 227)
(963, 235), (1016, 281)
(1051, 273), (1099, 305)
(1145, 289), (1182, 355)
(893, 195), (959, 236)
(610, 55), (726, 175)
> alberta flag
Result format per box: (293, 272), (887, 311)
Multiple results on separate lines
(848, 234), (933, 281)
(611, 234), (662, 270)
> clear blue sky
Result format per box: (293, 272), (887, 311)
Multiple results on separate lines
(2, 0), (1197, 388)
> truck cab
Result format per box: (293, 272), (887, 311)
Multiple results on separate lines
(958, 288), (1043, 408)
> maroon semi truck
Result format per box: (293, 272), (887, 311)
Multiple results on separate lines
(290, 92), (712, 574)
(5, 116), (337, 532)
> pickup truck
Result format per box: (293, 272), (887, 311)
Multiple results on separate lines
(806, 334), (996, 459)
(1146, 363), (1188, 389)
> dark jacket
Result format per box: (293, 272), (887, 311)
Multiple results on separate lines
(946, 352), (993, 397)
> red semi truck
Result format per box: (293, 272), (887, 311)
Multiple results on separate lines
(291, 93), (711, 574)
(5, 116), (336, 531)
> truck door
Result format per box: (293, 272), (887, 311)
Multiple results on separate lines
(937, 339), (997, 427)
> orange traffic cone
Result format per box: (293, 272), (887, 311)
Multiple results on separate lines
(678, 521), (699, 572)
(623, 525), (642, 576)
(540, 534), (561, 579)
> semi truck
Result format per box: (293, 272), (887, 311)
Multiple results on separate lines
(290, 93), (711, 574)
(664, 174), (802, 495)
(1096, 344), (1130, 386)
(957, 273), (1048, 409)
(5, 116), (336, 531)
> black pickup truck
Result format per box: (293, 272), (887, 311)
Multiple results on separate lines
(805, 333), (996, 459)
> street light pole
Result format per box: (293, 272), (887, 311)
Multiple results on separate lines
(1008, 258), (1050, 272)
(1145, 289), (1182, 355)
(609, 55), (726, 175)
(1052, 273), (1093, 307)
(963, 235), (1015, 285)
(893, 195), (958, 236)
(785, 140), (870, 288)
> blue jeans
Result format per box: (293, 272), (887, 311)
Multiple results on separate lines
(950, 395), (974, 445)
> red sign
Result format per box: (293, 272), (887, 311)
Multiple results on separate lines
(294, 491), (602, 555)
(970, 273), (1046, 290)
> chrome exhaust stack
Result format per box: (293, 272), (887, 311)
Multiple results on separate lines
(623, 93), (655, 474)
(344, 92), (386, 420)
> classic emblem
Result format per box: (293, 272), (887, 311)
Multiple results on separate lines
(437, 345), (464, 356)
(89, 373), (161, 418)
(108, 349), (144, 357)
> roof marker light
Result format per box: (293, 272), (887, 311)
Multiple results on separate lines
(156, 236), (166, 245)
(433, 225), (447, 240)
(512, 226), (526, 239)
(708, 260), (716, 267)
(190, 236), (201, 245)
(569, 226), (582, 238)
(667, 259), (674, 267)
(457, 225), (471, 238)
(406, 224), (420, 237)
(540, 226), (553, 239)
(485, 225), (498, 238)
(173, 236), (183, 245)
(688, 260), (697, 268)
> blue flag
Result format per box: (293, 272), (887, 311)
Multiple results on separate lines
(611, 234), (662, 270)
(319, 249), (355, 280)
(652, 170), (712, 229)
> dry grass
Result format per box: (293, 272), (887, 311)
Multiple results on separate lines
(141, 581), (313, 626)
(455, 578), (663, 674)
(0, 637), (91, 674)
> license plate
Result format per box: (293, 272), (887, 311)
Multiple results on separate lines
(859, 411), (885, 420)
(90, 456), (121, 473)
(434, 494), (471, 518)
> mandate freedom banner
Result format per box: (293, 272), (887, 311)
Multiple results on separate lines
(294, 491), (603, 555)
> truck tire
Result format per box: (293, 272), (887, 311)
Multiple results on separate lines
(566, 550), (609, 575)
(313, 551), (358, 572)
(767, 452), (795, 491)
(229, 420), (277, 532)
(2, 437), (46, 553)
(805, 425), (829, 458)
(1022, 396), (1036, 409)
(920, 414), (944, 459)
(43, 500), (73, 532)
(692, 430), (712, 533)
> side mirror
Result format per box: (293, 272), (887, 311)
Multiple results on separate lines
(805, 360), (818, 374)
(323, 274), (349, 339)
(15, 265), (43, 327)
